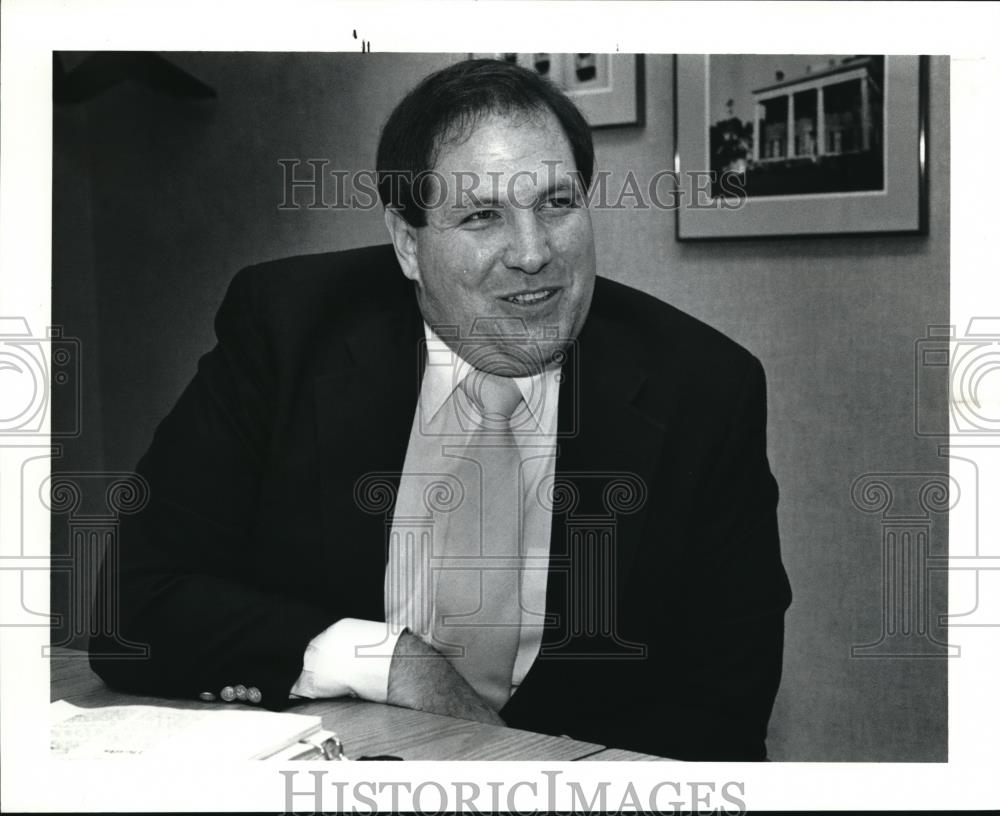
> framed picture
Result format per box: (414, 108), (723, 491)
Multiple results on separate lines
(674, 55), (928, 240)
(474, 53), (644, 128)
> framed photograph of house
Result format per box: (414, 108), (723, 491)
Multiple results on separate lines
(474, 53), (644, 128)
(674, 55), (928, 240)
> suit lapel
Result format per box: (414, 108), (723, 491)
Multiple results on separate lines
(314, 297), (424, 620)
(501, 296), (675, 724)
(540, 305), (670, 657)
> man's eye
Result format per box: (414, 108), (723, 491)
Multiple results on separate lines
(462, 210), (500, 224)
(544, 196), (578, 209)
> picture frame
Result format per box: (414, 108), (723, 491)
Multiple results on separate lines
(473, 53), (644, 128)
(674, 54), (928, 240)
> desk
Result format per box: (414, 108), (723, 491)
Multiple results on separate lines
(52, 651), (667, 761)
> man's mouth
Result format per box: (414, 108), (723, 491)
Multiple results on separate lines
(501, 288), (560, 306)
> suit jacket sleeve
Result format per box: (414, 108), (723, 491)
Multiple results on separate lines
(664, 353), (791, 760)
(89, 266), (334, 709)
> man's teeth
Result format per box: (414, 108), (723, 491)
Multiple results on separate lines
(505, 289), (555, 304)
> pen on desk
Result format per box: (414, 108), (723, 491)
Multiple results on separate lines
(287, 744), (326, 761)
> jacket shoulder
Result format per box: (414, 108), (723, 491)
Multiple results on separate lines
(233, 243), (408, 313)
(214, 244), (414, 354)
(592, 275), (760, 377)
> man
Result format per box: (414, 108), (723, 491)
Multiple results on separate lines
(90, 59), (791, 760)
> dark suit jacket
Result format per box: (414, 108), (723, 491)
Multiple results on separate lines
(90, 243), (792, 760)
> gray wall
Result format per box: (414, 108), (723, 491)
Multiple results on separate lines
(53, 53), (949, 761)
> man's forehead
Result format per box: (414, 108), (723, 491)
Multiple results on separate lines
(419, 112), (580, 213)
(430, 109), (577, 175)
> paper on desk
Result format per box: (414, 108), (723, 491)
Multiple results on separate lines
(50, 700), (322, 760)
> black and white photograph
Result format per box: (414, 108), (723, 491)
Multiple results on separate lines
(44, 47), (945, 762)
(1, 2), (998, 814)
(709, 54), (887, 198)
(476, 51), (644, 127)
(675, 53), (926, 239)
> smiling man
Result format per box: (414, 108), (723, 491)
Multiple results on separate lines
(90, 59), (792, 761)
(385, 107), (596, 377)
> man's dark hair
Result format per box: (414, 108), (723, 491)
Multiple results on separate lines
(376, 58), (595, 227)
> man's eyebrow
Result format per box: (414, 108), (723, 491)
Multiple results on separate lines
(453, 177), (580, 208)
(542, 178), (579, 196)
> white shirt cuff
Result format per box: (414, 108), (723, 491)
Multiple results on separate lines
(289, 618), (401, 703)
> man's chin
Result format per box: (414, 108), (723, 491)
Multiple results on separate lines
(464, 338), (571, 378)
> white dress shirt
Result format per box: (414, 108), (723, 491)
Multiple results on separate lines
(290, 323), (560, 702)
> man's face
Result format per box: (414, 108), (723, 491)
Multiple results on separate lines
(399, 110), (597, 376)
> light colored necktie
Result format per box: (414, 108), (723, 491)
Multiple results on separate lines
(432, 370), (526, 710)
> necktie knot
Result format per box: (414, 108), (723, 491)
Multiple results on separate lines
(460, 370), (524, 427)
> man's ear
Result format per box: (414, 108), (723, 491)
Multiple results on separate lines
(383, 208), (422, 285)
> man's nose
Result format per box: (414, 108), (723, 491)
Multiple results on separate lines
(502, 213), (552, 275)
